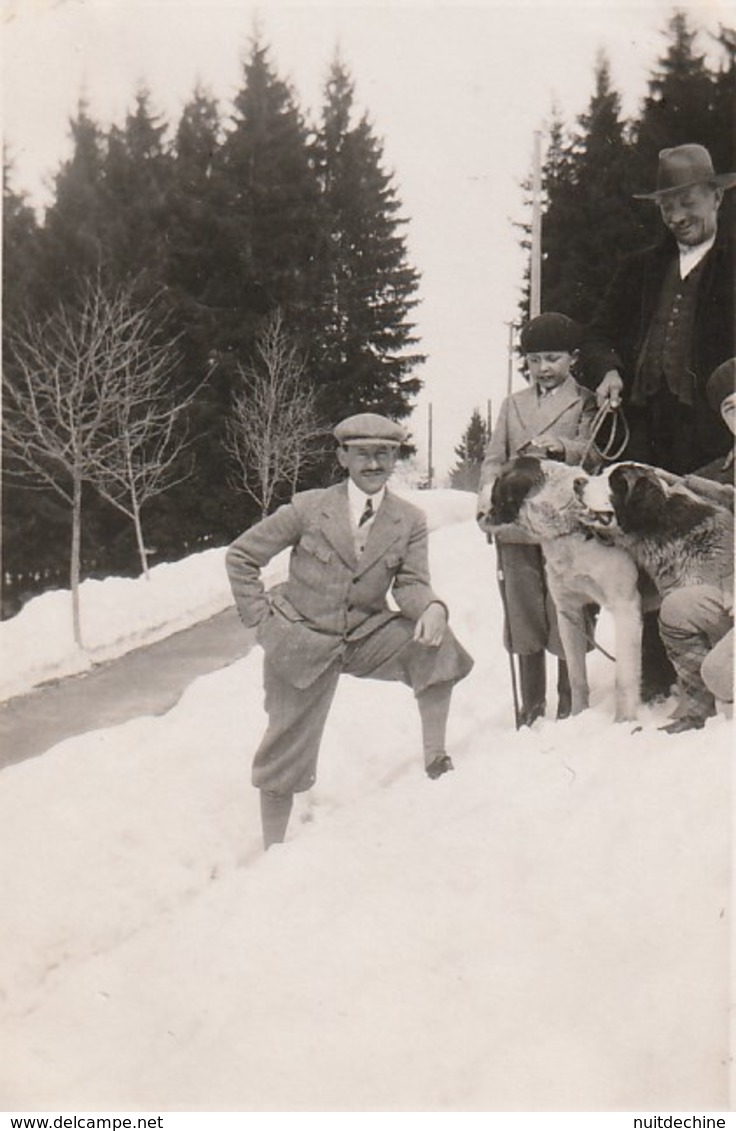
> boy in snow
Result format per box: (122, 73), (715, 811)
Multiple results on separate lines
(476, 312), (598, 726)
(226, 413), (474, 848)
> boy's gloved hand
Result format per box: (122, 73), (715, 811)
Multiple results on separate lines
(521, 437), (563, 459)
(476, 482), (494, 534)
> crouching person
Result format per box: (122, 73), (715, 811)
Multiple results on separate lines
(658, 360), (735, 731)
(658, 585), (732, 731)
(226, 413), (474, 848)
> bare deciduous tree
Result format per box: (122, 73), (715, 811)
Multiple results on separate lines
(225, 309), (323, 516)
(3, 279), (186, 643)
(86, 303), (200, 579)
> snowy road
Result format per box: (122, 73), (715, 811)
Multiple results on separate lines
(0, 607), (252, 768)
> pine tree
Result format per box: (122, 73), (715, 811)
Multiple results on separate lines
(154, 85), (245, 548)
(101, 87), (174, 291)
(541, 56), (645, 321)
(40, 99), (110, 305)
(449, 408), (489, 492)
(310, 57), (425, 427)
(2, 151), (42, 323)
(168, 44), (322, 540)
(710, 25), (736, 229)
(166, 85), (225, 309)
(710, 25), (736, 172)
(2, 154), (62, 617)
(635, 12), (717, 181)
(215, 37), (320, 356)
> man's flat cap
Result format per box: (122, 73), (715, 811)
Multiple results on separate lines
(334, 413), (406, 446)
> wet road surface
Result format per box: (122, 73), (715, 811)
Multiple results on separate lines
(0, 606), (254, 769)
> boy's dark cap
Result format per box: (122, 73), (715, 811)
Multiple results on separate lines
(520, 312), (582, 354)
(706, 358), (736, 412)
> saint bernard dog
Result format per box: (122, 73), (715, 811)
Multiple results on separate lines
(578, 462), (734, 600)
(490, 456), (642, 722)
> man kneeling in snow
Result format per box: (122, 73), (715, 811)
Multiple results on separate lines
(226, 413), (474, 848)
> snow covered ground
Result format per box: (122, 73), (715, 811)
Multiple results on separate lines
(1, 488), (733, 1113)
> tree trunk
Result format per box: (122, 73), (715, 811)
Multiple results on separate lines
(132, 508), (151, 588)
(70, 471), (83, 648)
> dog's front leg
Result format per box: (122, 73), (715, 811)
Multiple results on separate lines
(612, 602), (642, 722)
(556, 604), (589, 715)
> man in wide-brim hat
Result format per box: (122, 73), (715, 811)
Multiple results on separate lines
(577, 142), (736, 701)
(580, 143), (736, 472)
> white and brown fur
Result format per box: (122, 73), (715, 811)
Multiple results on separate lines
(490, 457), (641, 722)
(579, 462), (734, 600)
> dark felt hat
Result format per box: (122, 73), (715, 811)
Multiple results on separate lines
(706, 358), (736, 412)
(334, 413), (406, 446)
(634, 144), (736, 201)
(519, 312), (582, 354)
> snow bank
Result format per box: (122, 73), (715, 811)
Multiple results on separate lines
(0, 487), (475, 702)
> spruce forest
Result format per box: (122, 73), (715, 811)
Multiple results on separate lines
(3, 14), (735, 618)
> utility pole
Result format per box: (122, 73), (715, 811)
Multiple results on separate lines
(427, 401), (433, 489)
(505, 320), (516, 396)
(530, 128), (542, 318)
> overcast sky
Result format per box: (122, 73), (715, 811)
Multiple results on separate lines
(2, 0), (730, 476)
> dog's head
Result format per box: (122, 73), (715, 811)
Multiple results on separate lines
(489, 456), (545, 525)
(579, 462), (672, 534)
(491, 458), (591, 539)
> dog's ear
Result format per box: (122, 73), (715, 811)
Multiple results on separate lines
(490, 457), (544, 524)
(609, 466), (639, 523)
(616, 473), (665, 532)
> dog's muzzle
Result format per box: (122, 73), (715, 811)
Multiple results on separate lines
(575, 473), (617, 528)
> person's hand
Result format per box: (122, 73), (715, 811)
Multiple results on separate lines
(476, 482), (493, 529)
(523, 437), (563, 459)
(596, 369), (624, 410)
(414, 602), (447, 647)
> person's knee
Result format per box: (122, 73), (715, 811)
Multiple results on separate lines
(701, 630), (734, 703)
(659, 586), (723, 637)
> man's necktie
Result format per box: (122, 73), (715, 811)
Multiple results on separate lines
(359, 498), (374, 527)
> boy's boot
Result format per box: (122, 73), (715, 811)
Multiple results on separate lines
(556, 658), (572, 720)
(518, 650), (546, 727)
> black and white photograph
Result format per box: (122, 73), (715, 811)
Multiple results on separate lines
(1, 0), (734, 1119)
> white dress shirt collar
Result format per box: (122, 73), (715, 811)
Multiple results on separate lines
(346, 478), (386, 525)
(678, 233), (715, 279)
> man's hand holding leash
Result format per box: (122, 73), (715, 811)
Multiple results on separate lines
(595, 369), (624, 410)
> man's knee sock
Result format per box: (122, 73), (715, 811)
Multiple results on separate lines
(260, 790), (294, 849)
(417, 681), (453, 766)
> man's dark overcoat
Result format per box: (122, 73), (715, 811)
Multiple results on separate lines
(580, 225), (736, 468)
